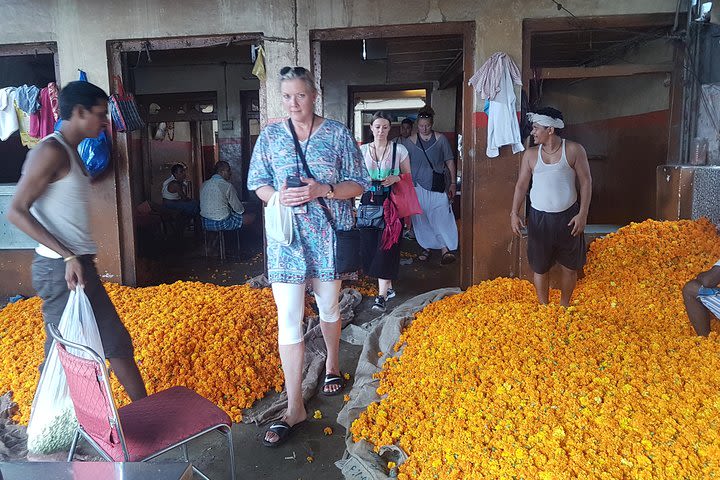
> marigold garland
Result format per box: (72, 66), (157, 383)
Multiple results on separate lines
(0, 282), (311, 424)
(351, 219), (720, 479)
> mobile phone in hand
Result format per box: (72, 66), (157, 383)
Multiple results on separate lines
(286, 175), (307, 188)
(286, 175), (308, 213)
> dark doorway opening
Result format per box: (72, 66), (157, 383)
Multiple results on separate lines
(311, 22), (474, 289)
(108, 37), (265, 286)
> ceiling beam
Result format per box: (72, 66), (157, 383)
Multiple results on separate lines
(438, 52), (464, 89)
(537, 63), (672, 79)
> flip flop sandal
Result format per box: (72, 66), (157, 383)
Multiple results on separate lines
(417, 249), (431, 262)
(262, 420), (303, 448)
(322, 373), (346, 396)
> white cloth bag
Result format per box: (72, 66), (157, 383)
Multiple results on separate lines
(264, 191), (293, 246)
(26, 286), (106, 454)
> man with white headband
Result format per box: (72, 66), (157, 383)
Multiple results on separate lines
(510, 107), (592, 307)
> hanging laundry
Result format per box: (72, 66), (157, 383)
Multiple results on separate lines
(468, 52), (522, 100)
(0, 87), (20, 141)
(469, 52), (524, 158)
(30, 83), (59, 138)
(16, 84), (41, 114)
(15, 105), (39, 148)
(48, 82), (59, 121)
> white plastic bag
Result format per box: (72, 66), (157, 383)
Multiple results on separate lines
(26, 286), (106, 454)
(264, 191), (294, 246)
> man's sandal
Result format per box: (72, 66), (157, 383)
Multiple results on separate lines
(417, 249), (431, 261)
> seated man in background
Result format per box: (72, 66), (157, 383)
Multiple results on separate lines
(200, 161), (255, 232)
(682, 260), (720, 336)
(162, 163), (199, 216)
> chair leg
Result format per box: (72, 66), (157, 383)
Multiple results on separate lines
(67, 429), (80, 461)
(203, 228), (209, 258)
(181, 442), (189, 462)
(219, 231), (226, 262)
(225, 425), (236, 480)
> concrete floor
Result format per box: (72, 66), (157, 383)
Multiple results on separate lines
(88, 231), (460, 479)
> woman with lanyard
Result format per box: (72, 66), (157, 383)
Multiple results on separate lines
(247, 66), (370, 447)
(406, 106), (458, 264)
(359, 111), (411, 313)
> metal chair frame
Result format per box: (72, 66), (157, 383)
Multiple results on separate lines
(47, 324), (235, 480)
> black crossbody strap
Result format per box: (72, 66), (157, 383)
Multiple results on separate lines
(287, 119), (337, 231)
(416, 134), (441, 174)
(391, 141), (397, 175)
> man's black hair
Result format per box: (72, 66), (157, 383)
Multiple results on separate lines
(401, 118), (414, 126)
(58, 81), (109, 121)
(171, 163), (186, 176)
(534, 106), (564, 121)
(534, 107), (564, 135)
(214, 161), (231, 174)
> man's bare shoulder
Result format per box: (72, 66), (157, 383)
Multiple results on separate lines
(563, 139), (586, 154)
(23, 139), (69, 174)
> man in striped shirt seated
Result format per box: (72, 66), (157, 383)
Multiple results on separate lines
(683, 260), (720, 336)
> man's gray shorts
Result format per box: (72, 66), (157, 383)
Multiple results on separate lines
(32, 254), (134, 362)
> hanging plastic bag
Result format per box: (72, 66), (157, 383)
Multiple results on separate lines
(77, 131), (110, 177)
(26, 286), (106, 454)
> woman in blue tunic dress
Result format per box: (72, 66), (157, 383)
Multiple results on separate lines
(247, 66), (370, 447)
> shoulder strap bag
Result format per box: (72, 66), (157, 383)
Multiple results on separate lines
(288, 119), (361, 274)
(416, 133), (447, 193)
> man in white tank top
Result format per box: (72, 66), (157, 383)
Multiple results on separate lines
(8, 81), (147, 401)
(510, 107), (592, 307)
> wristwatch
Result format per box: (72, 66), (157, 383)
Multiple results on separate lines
(325, 183), (335, 199)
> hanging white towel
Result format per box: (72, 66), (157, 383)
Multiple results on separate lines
(468, 52), (522, 101)
(0, 87), (20, 141)
(485, 62), (524, 158)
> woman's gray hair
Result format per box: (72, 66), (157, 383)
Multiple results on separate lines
(279, 66), (318, 94)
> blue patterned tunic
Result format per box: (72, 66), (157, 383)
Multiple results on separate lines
(248, 118), (370, 284)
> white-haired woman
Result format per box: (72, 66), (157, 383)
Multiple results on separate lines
(247, 66), (370, 447)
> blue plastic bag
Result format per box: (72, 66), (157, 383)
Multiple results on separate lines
(78, 131), (110, 177)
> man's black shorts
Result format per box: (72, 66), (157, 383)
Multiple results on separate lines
(527, 202), (586, 274)
(32, 254), (135, 363)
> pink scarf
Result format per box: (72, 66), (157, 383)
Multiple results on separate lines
(381, 197), (402, 251)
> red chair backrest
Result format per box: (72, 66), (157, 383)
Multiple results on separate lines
(56, 343), (126, 460)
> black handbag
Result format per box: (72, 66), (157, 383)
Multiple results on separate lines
(356, 143), (398, 229)
(416, 134), (447, 193)
(356, 204), (385, 229)
(288, 119), (362, 274)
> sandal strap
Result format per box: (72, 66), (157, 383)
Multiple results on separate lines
(268, 421), (290, 432)
(324, 374), (343, 384)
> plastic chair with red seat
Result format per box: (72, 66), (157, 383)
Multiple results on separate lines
(46, 323), (235, 480)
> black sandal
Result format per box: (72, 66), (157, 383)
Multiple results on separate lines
(417, 249), (431, 261)
(441, 251), (456, 265)
(262, 420), (302, 448)
(322, 373), (345, 396)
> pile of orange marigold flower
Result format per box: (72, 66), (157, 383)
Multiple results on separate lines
(351, 219), (720, 479)
(0, 282), (295, 424)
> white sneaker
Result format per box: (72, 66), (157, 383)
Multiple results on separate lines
(386, 288), (396, 300)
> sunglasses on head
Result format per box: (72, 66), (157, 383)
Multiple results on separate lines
(280, 66), (308, 76)
(418, 113), (432, 119)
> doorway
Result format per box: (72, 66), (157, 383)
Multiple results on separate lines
(108, 36), (265, 286)
(311, 22), (474, 289)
